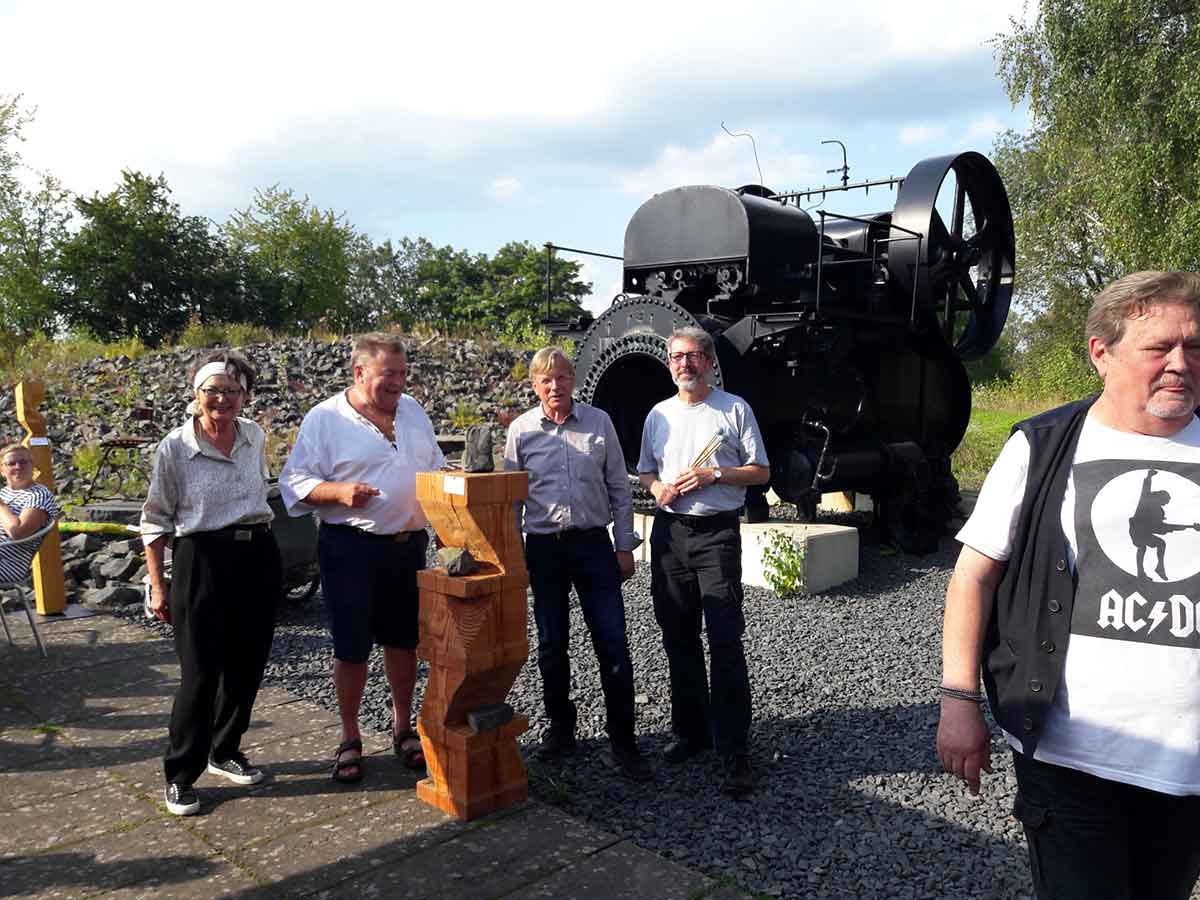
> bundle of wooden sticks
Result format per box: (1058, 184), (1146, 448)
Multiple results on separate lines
(690, 431), (724, 469)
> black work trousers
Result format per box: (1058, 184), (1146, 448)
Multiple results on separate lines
(525, 528), (637, 747)
(650, 510), (751, 757)
(164, 528), (281, 786)
(1012, 750), (1200, 900)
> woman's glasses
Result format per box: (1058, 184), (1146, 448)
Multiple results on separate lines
(199, 387), (244, 399)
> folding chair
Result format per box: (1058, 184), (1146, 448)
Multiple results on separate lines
(0, 519), (58, 658)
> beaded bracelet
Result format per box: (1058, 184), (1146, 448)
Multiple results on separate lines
(938, 685), (984, 703)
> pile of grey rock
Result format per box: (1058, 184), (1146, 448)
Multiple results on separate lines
(61, 532), (148, 610)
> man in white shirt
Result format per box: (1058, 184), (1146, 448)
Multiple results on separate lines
(281, 333), (445, 784)
(938, 272), (1200, 899)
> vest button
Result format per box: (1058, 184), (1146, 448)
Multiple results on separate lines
(1055, 559), (1066, 572)
(1040, 640), (1055, 653)
(1022, 717), (1035, 732)
(1029, 679), (1043, 692)
(1048, 600), (1062, 613)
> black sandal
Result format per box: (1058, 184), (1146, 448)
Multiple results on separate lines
(331, 737), (363, 784)
(393, 727), (426, 772)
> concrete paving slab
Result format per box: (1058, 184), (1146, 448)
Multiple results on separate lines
(0, 816), (228, 899)
(232, 791), (466, 896)
(182, 726), (422, 851)
(75, 855), (258, 900)
(7, 652), (178, 724)
(507, 838), (714, 899)
(301, 803), (620, 900)
(0, 684), (38, 729)
(236, 699), (343, 749)
(0, 781), (158, 860)
(0, 738), (115, 811)
(0, 623), (167, 682)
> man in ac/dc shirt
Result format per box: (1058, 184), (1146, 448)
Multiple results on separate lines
(938, 271), (1200, 900)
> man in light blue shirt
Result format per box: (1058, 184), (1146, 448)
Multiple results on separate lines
(638, 326), (769, 797)
(506, 347), (650, 781)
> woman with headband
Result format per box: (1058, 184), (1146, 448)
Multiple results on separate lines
(141, 351), (282, 817)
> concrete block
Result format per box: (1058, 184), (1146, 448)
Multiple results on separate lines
(741, 520), (858, 595)
(623, 513), (858, 594)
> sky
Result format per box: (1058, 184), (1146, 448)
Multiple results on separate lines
(1, 0), (1033, 315)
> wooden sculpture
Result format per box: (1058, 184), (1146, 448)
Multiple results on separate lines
(15, 380), (66, 615)
(414, 470), (530, 820)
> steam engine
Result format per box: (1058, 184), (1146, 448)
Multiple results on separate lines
(572, 151), (1015, 552)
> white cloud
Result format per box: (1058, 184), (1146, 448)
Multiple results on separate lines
(617, 131), (823, 197)
(489, 177), (522, 201)
(899, 124), (946, 145)
(963, 115), (1005, 144)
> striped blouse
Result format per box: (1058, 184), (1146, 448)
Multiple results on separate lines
(0, 483), (61, 582)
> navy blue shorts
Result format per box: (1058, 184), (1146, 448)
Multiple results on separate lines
(317, 522), (430, 663)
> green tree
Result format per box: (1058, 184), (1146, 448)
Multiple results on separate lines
(225, 186), (363, 333)
(997, 1), (1200, 275)
(994, 1), (1200, 393)
(486, 241), (590, 328)
(57, 171), (240, 346)
(0, 96), (71, 357)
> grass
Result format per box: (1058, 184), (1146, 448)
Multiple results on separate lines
(952, 385), (1062, 491)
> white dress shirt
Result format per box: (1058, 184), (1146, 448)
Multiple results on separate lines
(280, 391), (445, 534)
(140, 417), (273, 544)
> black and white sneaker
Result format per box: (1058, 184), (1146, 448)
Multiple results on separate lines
(206, 752), (264, 785)
(164, 783), (200, 816)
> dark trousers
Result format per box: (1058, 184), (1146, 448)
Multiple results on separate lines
(1012, 750), (1200, 900)
(525, 528), (636, 747)
(165, 530), (281, 786)
(649, 510), (751, 757)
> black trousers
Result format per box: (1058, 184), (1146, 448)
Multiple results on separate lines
(1012, 750), (1200, 900)
(649, 510), (751, 757)
(164, 528), (281, 786)
(525, 528), (636, 747)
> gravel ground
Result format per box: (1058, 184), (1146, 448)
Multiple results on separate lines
(120, 523), (1051, 900)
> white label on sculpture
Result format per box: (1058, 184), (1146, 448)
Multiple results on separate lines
(443, 475), (465, 496)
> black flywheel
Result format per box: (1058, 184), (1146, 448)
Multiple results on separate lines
(888, 152), (1015, 360)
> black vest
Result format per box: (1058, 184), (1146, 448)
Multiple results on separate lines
(983, 395), (1097, 755)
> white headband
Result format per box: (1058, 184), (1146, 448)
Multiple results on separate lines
(193, 362), (247, 392)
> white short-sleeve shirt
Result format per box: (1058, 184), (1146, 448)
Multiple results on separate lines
(280, 391), (445, 534)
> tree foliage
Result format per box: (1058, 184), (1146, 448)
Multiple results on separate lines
(1, 95), (593, 345)
(993, 1), (1200, 393)
(0, 96), (72, 357)
(57, 171), (241, 346)
(224, 187), (365, 333)
(997, 1), (1200, 279)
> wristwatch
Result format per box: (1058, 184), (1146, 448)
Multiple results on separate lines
(712, 468), (723, 481)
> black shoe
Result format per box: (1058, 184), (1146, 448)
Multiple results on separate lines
(207, 752), (264, 785)
(534, 726), (577, 760)
(165, 782), (200, 816)
(720, 754), (754, 798)
(662, 737), (707, 764)
(608, 742), (652, 782)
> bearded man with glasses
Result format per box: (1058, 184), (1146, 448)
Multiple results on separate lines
(637, 326), (769, 797)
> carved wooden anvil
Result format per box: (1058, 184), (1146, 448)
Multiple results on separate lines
(414, 470), (530, 820)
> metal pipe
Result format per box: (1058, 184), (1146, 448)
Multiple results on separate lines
(774, 176), (904, 203)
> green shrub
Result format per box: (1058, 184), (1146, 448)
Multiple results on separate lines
(450, 402), (483, 430)
(509, 359), (529, 382)
(761, 529), (806, 597)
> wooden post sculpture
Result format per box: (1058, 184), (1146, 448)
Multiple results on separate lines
(15, 380), (66, 615)
(414, 470), (530, 820)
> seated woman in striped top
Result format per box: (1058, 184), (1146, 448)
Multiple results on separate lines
(0, 443), (61, 582)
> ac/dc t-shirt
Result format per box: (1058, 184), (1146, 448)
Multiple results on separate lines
(958, 414), (1200, 796)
